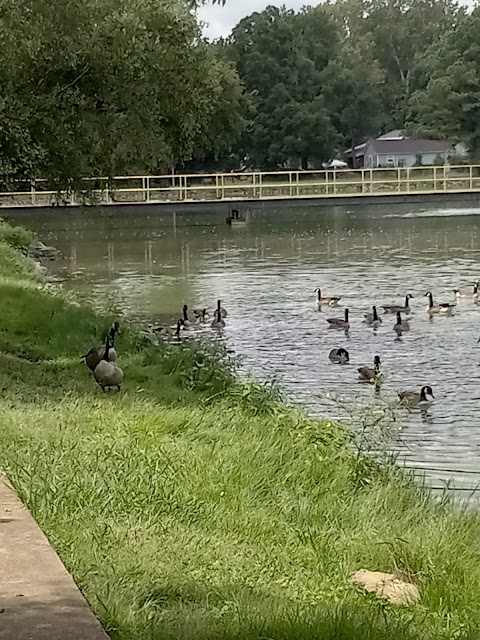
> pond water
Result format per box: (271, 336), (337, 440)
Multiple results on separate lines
(12, 201), (480, 495)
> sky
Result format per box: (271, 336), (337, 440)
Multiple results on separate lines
(198, 0), (474, 40)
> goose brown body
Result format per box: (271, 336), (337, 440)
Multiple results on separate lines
(83, 322), (119, 371)
(93, 335), (123, 391)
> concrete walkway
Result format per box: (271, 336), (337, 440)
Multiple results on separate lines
(0, 476), (108, 639)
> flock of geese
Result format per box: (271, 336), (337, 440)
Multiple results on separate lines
(80, 301), (229, 391)
(81, 280), (479, 406)
(317, 282), (480, 408)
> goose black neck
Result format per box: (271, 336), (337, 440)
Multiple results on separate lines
(428, 293), (433, 307)
(396, 311), (401, 323)
(183, 305), (188, 321)
(344, 308), (349, 322)
(317, 289), (321, 301)
(373, 306), (378, 320)
(103, 335), (110, 361)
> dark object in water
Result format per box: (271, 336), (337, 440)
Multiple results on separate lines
(226, 208), (247, 226)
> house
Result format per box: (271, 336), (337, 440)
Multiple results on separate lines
(344, 131), (466, 168)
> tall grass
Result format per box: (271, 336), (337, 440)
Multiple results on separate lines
(0, 223), (480, 639)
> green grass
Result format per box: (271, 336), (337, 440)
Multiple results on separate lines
(1, 230), (480, 639)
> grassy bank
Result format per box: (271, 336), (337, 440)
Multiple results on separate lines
(1, 226), (480, 639)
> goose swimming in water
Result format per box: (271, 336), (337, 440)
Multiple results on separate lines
(425, 292), (455, 316)
(364, 305), (382, 328)
(398, 385), (435, 408)
(328, 347), (349, 364)
(381, 294), (413, 315)
(315, 288), (341, 309)
(453, 281), (479, 301)
(211, 306), (225, 328)
(326, 308), (350, 330)
(358, 355), (382, 383)
(393, 311), (410, 337)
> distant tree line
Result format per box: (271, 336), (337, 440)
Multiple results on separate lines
(201, 0), (480, 171)
(1, 0), (479, 183)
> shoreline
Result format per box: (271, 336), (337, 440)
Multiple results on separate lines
(0, 221), (480, 639)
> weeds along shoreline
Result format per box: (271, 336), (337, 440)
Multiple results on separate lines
(1, 220), (480, 640)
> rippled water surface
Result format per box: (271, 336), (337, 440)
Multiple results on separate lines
(14, 202), (480, 493)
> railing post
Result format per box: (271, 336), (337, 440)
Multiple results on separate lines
(252, 173), (256, 198)
(470, 165), (473, 190)
(144, 177), (150, 203)
(221, 174), (225, 200)
(397, 168), (400, 192)
(215, 174), (220, 199)
(443, 166), (447, 191)
(289, 172), (293, 197)
(259, 173), (263, 199)
(433, 166), (437, 191)
(333, 169), (336, 195)
(30, 180), (36, 206)
(325, 170), (329, 196)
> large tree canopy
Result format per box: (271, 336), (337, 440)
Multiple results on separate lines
(0, 0), (244, 185)
(407, 7), (480, 158)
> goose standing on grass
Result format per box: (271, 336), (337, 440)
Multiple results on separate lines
(453, 281), (479, 301)
(398, 386), (435, 408)
(364, 305), (382, 328)
(82, 321), (120, 371)
(93, 335), (124, 391)
(425, 292), (455, 316)
(381, 294), (414, 315)
(315, 288), (341, 309)
(358, 355), (382, 383)
(211, 307), (225, 329)
(393, 311), (410, 337)
(326, 308), (350, 330)
(329, 348), (349, 364)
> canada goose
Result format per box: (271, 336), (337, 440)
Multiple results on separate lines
(168, 320), (184, 343)
(82, 321), (120, 371)
(329, 347), (350, 364)
(398, 385), (435, 408)
(381, 294), (414, 315)
(315, 288), (341, 309)
(194, 309), (208, 324)
(326, 308), (350, 330)
(358, 355), (382, 383)
(393, 311), (410, 337)
(453, 281), (479, 300)
(216, 300), (227, 318)
(93, 335), (124, 391)
(211, 307), (225, 328)
(182, 304), (193, 327)
(425, 292), (455, 316)
(364, 305), (382, 328)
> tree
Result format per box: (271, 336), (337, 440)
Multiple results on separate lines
(407, 8), (480, 157)
(225, 5), (341, 169)
(0, 0), (245, 186)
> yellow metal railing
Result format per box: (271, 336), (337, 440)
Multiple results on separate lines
(1, 165), (480, 207)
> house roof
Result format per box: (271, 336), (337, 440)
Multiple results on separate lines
(366, 138), (454, 155)
(377, 129), (405, 140)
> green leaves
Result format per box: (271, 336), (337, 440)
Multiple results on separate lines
(0, 0), (245, 186)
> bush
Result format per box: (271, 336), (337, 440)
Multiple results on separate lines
(0, 221), (35, 252)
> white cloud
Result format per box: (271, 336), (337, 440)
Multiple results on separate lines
(198, 0), (475, 40)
